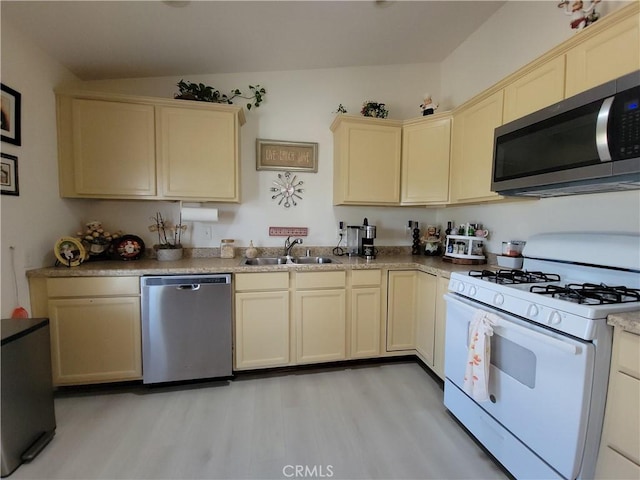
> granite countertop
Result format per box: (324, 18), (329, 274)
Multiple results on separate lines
(27, 253), (483, 279)
(607, 311), (640, 335)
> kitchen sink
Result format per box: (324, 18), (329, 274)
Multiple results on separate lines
(241, 256), (338, 266)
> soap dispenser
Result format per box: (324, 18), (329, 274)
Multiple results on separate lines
(246, 241), (258, 259)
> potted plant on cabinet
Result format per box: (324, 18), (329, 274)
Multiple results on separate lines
(149, 212), (187, 261)
(174, 80), (266, 110)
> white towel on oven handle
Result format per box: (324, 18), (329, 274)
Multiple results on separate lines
(463, 309), (499, 402)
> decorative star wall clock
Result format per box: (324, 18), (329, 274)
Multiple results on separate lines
(270, 171), (304, 208)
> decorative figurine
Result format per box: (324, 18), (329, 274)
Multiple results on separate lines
(420, 93), (439, 116)
(558, 0), (601, 30)
(421, 225), (442, 256)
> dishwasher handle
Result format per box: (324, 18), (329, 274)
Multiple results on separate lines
(177, 284), (201, 291)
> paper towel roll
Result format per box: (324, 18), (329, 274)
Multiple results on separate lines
(181, 207), (219, 222)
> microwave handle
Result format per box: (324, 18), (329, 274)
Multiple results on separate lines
(596, 96), (614, 162)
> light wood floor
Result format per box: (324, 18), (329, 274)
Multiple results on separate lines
(13, 361), (508, 480)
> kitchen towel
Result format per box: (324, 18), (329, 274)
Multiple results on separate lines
(463, 309), (499, 402)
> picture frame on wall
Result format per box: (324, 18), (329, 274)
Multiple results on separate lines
(256, 139), (318, 172)
(1, 153), (19, 196)
(1, 83), (22, 146)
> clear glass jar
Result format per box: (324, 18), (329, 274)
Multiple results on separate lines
(220, 239), (235, 259)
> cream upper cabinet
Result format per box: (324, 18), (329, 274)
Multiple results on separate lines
(56, 91), (244, 201)
(401, 114), (451, 205)
(234, 273), (290, 370)
(158, 106), (240, 201)
(58, 98), (157, 198)
(386, 270), (417, 352)
(450, 90), (504, 204)
(503, 56), (566, 124)
(565, 8), (640, 98)
(331, 115), (402, 205)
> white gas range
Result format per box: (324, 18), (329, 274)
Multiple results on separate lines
(443, 232), (640, 480)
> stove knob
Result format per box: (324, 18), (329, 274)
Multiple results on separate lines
(548, 311), (562, 325)
(493, 293), (504, 306)
(468, 286), (477, 297)
(457, 282), (465, 293)
(527, 304), (539, 318)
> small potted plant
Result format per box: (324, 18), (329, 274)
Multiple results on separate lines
(148, 212), (187, 261)
(361, 101), (389, 118)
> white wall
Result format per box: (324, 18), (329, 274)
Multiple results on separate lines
(436, 0), (639, 253)
(75, 64), (443, 250)
(0, 23), (84, 317)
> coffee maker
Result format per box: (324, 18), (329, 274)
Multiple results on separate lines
(346, 218), (377, 259)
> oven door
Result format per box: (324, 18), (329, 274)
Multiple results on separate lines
(444, 293), (595, 480)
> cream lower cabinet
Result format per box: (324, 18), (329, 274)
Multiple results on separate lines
(234, 272), (290, 370)
(350, 269), (382, 359)
(449, 90), (504, 204)
(294, 271), (346, 364)
(386, 270), (417, 352)
(432, 275), (450, 379)
(56, 91), (244, 201)
(29, 277), (141, 386)
(415, 272), (437, 366)
(331, 115), (402, 205)
(596, 327), (640, 479)
(565, 6), (640, 98)
(401, 114), (451, 205)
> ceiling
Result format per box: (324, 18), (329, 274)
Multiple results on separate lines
(1, 1), (505, 81)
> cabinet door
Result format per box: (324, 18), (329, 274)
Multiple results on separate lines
(433, 276), (449, 379)
(295, 289), (346, 364)
(332, 116), (402, 205)
(159, 106), (239, 201)
(235, 291), (290, 370)
(351, 287), (381, 359)
(503, 56), (566, 123)
(48, 297), (142, 385)
(401, 116), (451, 205)
(415, 272), (436, 365)
(386, 271), (417, 351)
(565, 14), (640, 97)
(61, 98), (157, 197)
(450, 90), (504, 204)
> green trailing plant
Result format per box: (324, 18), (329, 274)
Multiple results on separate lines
(175, 80), (266, 110)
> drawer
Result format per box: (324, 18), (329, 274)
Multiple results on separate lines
(617, 328), (640, 379)
(295, 271), (346, 289)
(606, 371), (640, 464)
(235, 272), (289, 291)
(47, 277), (139, 297)
(351, 269), (381, 287)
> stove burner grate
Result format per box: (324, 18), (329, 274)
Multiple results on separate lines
(530, 283), (640, 305)
(469, 269), (561, 285)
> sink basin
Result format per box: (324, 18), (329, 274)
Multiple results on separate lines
(242, 257), (290, 266)
(241, 256), (338, 266)
(294, 256), (336, 264)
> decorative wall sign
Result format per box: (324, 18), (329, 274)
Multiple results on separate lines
(257, 139), (318, 172)
(270, 171), (304, 208)
(269, 227), (308, 237)
(1, 84), (21, 146)
(1, 153), (19, 196)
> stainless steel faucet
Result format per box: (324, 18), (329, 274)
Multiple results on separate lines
(284, 236), (303, 257)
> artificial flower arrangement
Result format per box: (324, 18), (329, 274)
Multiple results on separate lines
(361, 101), (389, 118)
(148, 212), (187, 249)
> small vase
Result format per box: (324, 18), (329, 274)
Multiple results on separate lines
(245, 241), (258, 259)
(156, 247), (183, 262)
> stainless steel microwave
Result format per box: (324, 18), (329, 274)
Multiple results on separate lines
(492, 70), (640, 197)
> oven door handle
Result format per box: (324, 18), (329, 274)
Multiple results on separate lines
(494, 321), (581, 355)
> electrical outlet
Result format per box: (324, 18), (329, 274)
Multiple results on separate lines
(338, 220), (345, 238)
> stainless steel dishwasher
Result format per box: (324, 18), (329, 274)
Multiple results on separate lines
(140, 274), (232, 384)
